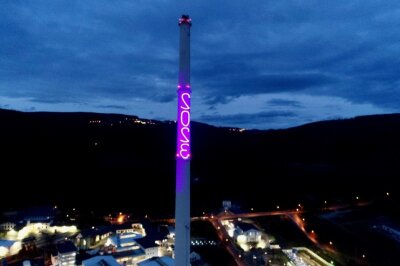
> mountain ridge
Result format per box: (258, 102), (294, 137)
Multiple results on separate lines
(1, 108), (399, 215)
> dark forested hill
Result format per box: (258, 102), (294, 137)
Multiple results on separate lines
(1, 108), (399, 215)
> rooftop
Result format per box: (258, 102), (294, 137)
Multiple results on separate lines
(82, 256), (120, 266)
(0, 239), (16, 248)
(236, 222), (258, 232)
(112, 248), (145, 259)
(57, 241), (77, 254)
(138, 256), (174, 266)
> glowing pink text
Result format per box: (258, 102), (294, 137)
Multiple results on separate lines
(177, 90), (191, 160)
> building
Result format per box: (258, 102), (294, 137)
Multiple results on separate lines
(6, 222), (76, 242)
(103, 228), (146, 265)
(0, 222), (16, 232)
(75, 227), (112, 250)
(222, 200), (232, 211)
(116, 223), (144, 236)
(82, 256), (120, 266)
(106, 232), (143, 251)
(189, 251), (202, 264)
(19, 206), (55, 224)
(137, 256), (174, 266)
(135, 221), (168, 260)
(112, 249), (146, 266)
(235, 222), (262, 243)
(75, 223), (140, 250)
(0, 240), (22, 258)
(51, 241), (77, 266)
(134, 237), (160, 259)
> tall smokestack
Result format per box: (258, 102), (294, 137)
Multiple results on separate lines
(174, 14), (192, 265)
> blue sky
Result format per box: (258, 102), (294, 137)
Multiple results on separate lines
(1, 1), (399, 129)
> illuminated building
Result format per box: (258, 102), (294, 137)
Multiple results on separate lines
(75, 227), (112, 250)
(174, 14), (192, 266)
(0, 240), (21, 258)
(235, 222), (262, 243)
(135, 235), (162, 260)
(51, 241), (77, 266)
(0, 222), (16, 232)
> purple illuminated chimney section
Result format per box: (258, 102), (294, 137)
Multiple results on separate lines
(175, 86), (191, 193)
(176, 87), (191, 160)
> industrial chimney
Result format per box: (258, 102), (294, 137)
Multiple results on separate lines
(174, 14), (192, 266)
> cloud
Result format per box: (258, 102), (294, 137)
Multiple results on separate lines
(31, 98), (72, 104)
(1, 0), (400, 128)
(267, 99), (303, 108)
(96, 104), (127, 110)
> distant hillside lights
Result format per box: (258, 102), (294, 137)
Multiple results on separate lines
(228, 128), (246, 133)
(88, 118), (155, 126)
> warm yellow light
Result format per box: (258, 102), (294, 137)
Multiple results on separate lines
(0, 247), (9, 258)
(237, 235), (246, 244)
(117, 215), (125, 224)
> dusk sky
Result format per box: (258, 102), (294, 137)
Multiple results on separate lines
(1, 1), (400, 129)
